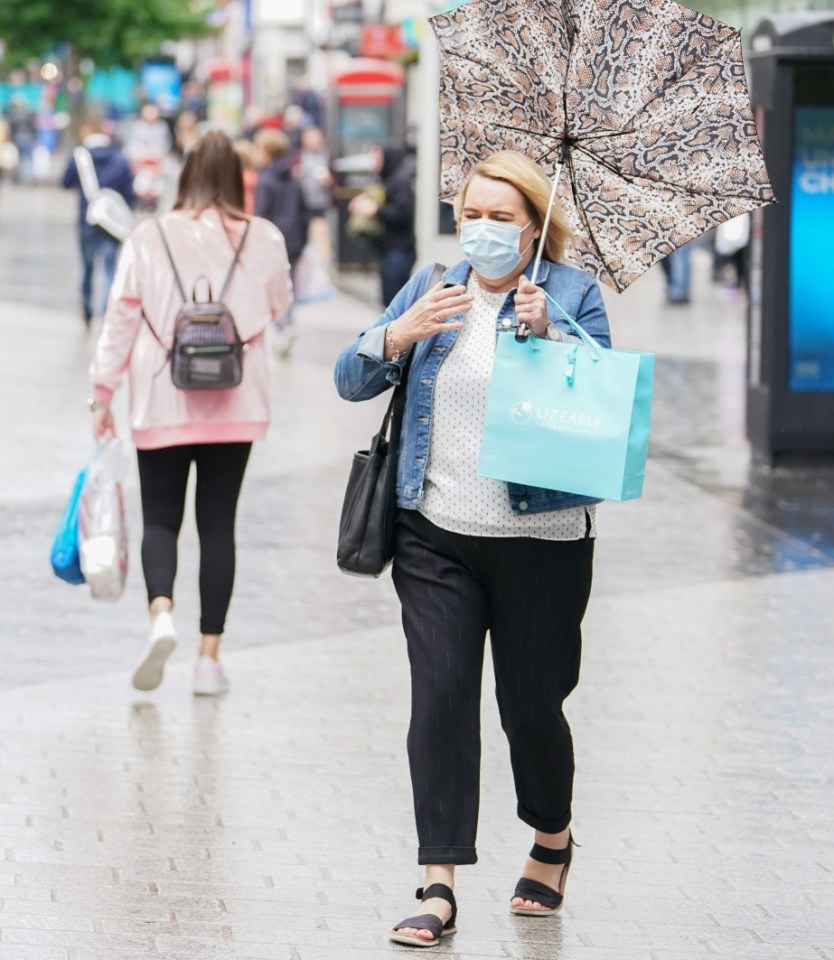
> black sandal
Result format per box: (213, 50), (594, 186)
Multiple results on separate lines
(389, 882), (458, 948)
(510, 836), (575, 916)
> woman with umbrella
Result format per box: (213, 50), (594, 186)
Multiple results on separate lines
(335, 150), (611, 946)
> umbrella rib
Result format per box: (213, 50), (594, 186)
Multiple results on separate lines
(490, 120), (563, 143)
(485, 121), (568, 168)
(564, 151), (613, 285)
(572, 142), (768, 202)
(607, 45), (744, 144)
(490, 124), (759, 201)
(491, 120), (562, 140)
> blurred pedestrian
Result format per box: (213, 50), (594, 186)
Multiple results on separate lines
(254, 129), (309, 356)
(241, 105), (263, 140)
(6, 95), (36, 184)
(295, 125), (334, 270)
(281, 104), (307, 152)
(174, 109), (201, 158)
(0, 118), (19, 186)
(233, 138), (262, 215)
(290, 75), (324, 128)
(347, 142), (416, 307)
(659, 241), (692, 304)
(88, 130), (292, 696)
(335, 150), (610, 946)
(713, 214), (750, 299)
(127, 103), (173, 163)
(127, 104), (172, 212)
(181, 80), (207, 120)
(61, 115), (135, 326)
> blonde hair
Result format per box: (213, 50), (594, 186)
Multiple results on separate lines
(255, 129), (291, 160)
(233, 138), (261, 171)
(453, 151), (573, 264)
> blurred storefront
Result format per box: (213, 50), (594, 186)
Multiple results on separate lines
(250, 0), (310, 113)
(241, 0), (432, 263)
(203, 57), (243, 134)
(329, 58), (406, 268)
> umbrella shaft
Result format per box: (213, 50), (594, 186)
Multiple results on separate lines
(531, 160), (563, 286)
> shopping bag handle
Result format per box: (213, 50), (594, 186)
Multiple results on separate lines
(543, 291), (603, 361)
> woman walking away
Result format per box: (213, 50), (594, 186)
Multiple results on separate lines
(335, 150), (611, 946)
(89, 131), (292, 696)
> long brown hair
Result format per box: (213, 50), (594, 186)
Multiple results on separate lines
(174, 130), (247, 220)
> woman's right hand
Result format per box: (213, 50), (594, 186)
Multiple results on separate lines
(92, 403), (116, 442)
(386, 282), (473, 358)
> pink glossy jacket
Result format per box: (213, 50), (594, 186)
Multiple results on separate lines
(91, 208), (292, 450)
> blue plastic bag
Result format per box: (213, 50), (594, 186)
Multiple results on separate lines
(479, 295), (654, 502)
(50, 467), (88, 585)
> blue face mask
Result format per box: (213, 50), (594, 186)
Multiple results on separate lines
(459, 218), (534, 280)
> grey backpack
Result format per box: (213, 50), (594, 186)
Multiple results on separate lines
(145, 220), (251, 390)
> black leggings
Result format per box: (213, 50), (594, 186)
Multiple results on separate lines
(392, 509), (595, 866)
(136, 443), (252, 635)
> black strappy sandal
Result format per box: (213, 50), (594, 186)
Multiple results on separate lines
(510, 836), (575, 916)
(389, 882), (458, 948)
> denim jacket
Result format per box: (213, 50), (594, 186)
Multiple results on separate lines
(334, 258), (612, 514)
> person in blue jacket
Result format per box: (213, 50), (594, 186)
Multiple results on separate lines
(334, 150), (611, 948)
(62, 116), (134, 326)
(254, 128), (310, 356)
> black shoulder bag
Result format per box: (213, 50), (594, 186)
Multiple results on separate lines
(337, 263), (446, 577)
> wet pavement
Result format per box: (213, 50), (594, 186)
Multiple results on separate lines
(1, 183), (833, 959)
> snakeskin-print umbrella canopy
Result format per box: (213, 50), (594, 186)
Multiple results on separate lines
(429, 0), (775, 292)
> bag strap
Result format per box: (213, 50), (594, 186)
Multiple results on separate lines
(543, 290), (604, 361)
(141, 309), (170, 367)
(146, 219), (254, 351)
(156, 217), (251, 305)
(73, 147), (101, 204)
(155, 221), (188, 302)
(218, 220), (251, 302)
(378, 262), (446, 444)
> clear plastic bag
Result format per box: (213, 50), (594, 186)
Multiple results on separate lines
(77, 440), (130, 602)
(293, 243), (335, 304)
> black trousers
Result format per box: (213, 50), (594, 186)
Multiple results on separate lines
(136, 443), (252, 635)
(392, 509), (595, 865)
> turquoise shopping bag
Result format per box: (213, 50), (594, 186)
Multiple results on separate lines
(479, 296), (654, 501)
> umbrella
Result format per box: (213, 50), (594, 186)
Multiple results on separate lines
(429, 0), (776, 292)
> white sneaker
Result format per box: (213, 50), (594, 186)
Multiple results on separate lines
(193, 656), (230, 696)
(272, 324), (297, 358)
(132, 611), (177, 691)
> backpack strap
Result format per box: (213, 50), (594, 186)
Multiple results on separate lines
(146, 217), (253, 350)
(155, 220), (188, 302)
(218, 219), (251, 302)
(156, 217), (250, 304)
(141, 309), (171, 367)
